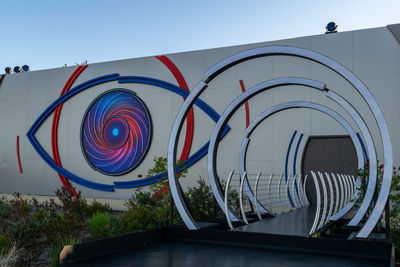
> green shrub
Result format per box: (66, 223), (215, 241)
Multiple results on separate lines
(186, 177), (216, 221)
(87, 200), (112, 217)
(0, 197), (9, 219)
(0, 233), (10, 256)
(88, 212), (117, 239)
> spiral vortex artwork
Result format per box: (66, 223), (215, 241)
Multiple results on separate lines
(81, 89), (152, 175)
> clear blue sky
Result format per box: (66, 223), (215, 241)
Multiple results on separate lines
(1, 0), (399, 71)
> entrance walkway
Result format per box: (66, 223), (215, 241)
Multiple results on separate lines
(232, 206), (317, 237)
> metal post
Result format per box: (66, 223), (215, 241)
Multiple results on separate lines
(267, 172), (275, 214)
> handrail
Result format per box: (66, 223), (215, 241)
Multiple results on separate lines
(302, 174), (309, 206)
(267, 171), (275, 215)
(317, 171), (329, 230)
(309, 171), (322, 235)
(277, 173), (285, 213)
(296, 174), (304, 207)
(324, 172), (335, 224)
(329, 172), (340, 215)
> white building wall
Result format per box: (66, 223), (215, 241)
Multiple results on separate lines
(0, 25), (399, 199)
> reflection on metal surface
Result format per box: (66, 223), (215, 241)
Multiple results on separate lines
(224, 170), (235, 229)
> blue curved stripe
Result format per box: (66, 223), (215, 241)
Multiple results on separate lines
(285, 130), (297, 208)
(27, 74), (120, 191)
(27, 74), (230, 191)
(293, 133), (304, 204)
(356, 132), (368, 160)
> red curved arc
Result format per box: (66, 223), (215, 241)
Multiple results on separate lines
(155, 55), (194, 162)
(16, 135), (23, 173)
(51, 65), (88, 196)
(239, 80), (250, 128)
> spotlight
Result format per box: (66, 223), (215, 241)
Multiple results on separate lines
(22, 65), (30, 72)
(13, 66), (21, 73)
(5, 67), (12, 74)
(326, 22), (338, 34)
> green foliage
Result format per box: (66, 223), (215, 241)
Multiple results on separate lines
(186, 177), (217, 221)
(0, 233), (10, 257)
(88, 212), (117, 239)
(0, 197), (9, 219)
(87, 200), (112, 217)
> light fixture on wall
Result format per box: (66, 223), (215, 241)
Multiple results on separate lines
(13, 66), (21, 73)
(326, 22), (338, 34)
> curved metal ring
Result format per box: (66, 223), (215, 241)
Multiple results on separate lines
(209, 99), (364, 220)
(326, 91), (376, 224)
(204, 45), (392, 238)
(208, 78), (326, 221)
(318, 172), (329, 229)
(168, 46), (391, 237)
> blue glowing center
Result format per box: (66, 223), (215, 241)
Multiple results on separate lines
(101, 115), (130, 150)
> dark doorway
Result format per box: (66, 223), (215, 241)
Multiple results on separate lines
(301, 136), (357, 205)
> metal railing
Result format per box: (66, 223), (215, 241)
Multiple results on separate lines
(223, 169), (359, 234)
(223, 170), (309, 229)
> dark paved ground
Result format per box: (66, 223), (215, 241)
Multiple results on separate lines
(233, 206), (317, 237)
(68, 241), (386, 267)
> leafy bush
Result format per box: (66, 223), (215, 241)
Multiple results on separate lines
(186, 177), (216, 221)
(87, 200), (112, 217)
(88, 212), (117, 239)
